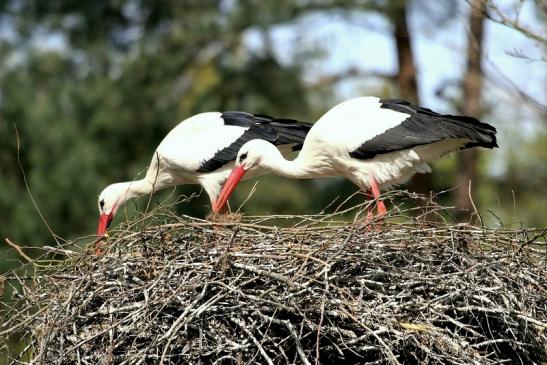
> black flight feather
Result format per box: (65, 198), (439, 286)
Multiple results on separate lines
(197, 112), (312, 172)
(350, 99), (498, 160)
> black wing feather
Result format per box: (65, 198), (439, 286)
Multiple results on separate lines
(350, 99), (498, 160)
(197, 112), (312, 172)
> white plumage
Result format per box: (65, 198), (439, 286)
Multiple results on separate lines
(96, 111), (311, 235)
(213, 97), (498, 216)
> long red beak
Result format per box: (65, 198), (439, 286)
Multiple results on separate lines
(213, 166), (246, 213)
(97, 213), (114, 236)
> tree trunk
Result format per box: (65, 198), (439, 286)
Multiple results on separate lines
(455, 0), (486, 222)
(392, 0), (433, 196)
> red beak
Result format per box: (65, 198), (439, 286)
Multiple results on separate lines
(213, 166), (246, 213)
(97, 213), (114, 236)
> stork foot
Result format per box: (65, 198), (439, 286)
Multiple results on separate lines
(362, 212), (384, 232)
(362, 193), (381, 231)
(361, 179), (387, 231)
(372, 202), (387, 231)
(363, 206), (375, 228)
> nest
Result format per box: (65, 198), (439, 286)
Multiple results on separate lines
(1, 200), (546, 364)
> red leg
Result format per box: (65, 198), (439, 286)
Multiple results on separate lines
(369, 175), (387, 216)
(365, 189), (374, 221)
(361, 188), (374, 230)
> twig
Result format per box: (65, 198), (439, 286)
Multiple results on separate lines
(4, 238), (36, 266)
(13, 124), (62, 244)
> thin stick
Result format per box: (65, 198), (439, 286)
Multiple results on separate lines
(4, 238), (36, 266)
(13, 124), (62, 244)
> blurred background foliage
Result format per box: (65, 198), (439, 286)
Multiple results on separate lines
(0, 0), (545, 273)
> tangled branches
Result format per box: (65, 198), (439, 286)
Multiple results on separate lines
(1, 202), (546, 364)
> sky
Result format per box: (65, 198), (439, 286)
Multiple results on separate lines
(244, 0), (546, 125)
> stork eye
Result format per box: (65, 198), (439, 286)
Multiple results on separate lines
(239, 152), (248, 162)
(100, 199), (105, 209)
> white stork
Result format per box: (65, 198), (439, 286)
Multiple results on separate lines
(97, 111), (312, 235)
(213, 97), (498, 216)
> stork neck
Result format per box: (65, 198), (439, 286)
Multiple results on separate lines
(120, 178), (160, 201)
(261, 149), (317, 179)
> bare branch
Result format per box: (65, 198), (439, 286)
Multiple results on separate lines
(483, 0), (547, 44)
(306, 67), (396, 90)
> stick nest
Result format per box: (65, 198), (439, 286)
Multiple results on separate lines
(1, 202), (546, 364)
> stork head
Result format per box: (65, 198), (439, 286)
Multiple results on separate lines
(97, 183), (129, 236)
(235, 139), (272, 171)
(212, 140), (275, 213)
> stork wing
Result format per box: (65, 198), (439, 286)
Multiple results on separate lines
(349, 99), (498, 160)
(197, 112), (312, 172)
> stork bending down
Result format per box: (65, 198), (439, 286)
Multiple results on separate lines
(96, 111), (312, 236)
(213, 97), (498, 217)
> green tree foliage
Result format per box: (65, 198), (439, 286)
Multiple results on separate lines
(0, 0), (322, 258)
